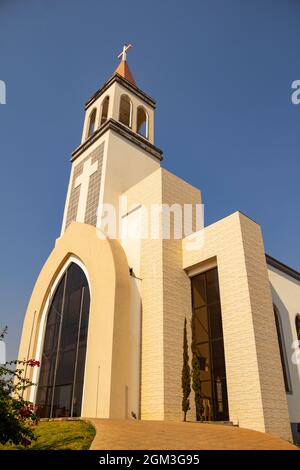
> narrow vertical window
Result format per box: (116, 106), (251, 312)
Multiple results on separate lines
(100, 96), (109, 126)
(88, 109), (97, 137)
(136, 106), (148, 138)
(274, 306), (292, 393)
(191, 268), (229, 422)
(295, 314), (300, 341)
(119, 95), (132, 127)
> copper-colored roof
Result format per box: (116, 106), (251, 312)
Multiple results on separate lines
(113, 60), (136, 86)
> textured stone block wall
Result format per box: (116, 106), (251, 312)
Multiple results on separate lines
(123, 168), (201, 421)
(65, 143), (104, 228)
(123, 169), (164, 420)
(239, 214), (292, 439)
(183, 212), (291, 440)
(161, 170), (201, 421)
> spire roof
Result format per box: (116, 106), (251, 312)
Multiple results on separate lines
(85, 45), (157, 111)
(113, 59), (136, 86)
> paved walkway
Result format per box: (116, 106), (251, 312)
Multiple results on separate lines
(88, 419), (297, 450)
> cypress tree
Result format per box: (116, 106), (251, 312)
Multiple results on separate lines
(191, 320), (203, 421)
(181, 318), (191, 422)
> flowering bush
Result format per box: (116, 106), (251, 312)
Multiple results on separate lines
(0, 328), (39, 446)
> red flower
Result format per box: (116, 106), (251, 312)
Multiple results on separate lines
(27, 359), (40, 367)
(19, 407), (31, 418)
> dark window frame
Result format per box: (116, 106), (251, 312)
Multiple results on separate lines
(136, 106), (148, 139)
(191, 268), (229, 422)
(119, 94), (132, 128)
(87, 108), (97, 137)
(36, 262), (90, 418)
(273, 305), (292, 394)
(295, 314), (300, 342)
(100, 96), (109, 126)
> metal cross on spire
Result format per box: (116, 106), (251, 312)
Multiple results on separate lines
(118, 44), (133, 62)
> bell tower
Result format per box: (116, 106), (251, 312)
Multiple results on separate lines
(61, 45), (162, 235)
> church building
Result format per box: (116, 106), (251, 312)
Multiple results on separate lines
(18, 46), (300, 444)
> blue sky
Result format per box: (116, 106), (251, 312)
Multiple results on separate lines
(0, 0), (299, 360)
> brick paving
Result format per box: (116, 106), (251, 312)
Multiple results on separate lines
(88, 419), (297, 450)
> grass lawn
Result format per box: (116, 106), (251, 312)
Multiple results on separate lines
(0, 419), (96, 450)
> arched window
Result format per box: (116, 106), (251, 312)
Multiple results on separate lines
(295, 314), (300, 341)
(119, 94), (132, 127)
(273, 306), (292, 393)
(100, 96), (109, 126)
(87, 109), (97, 137)
(136, 106), (148, 139)
(36, 262), (90, 418)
